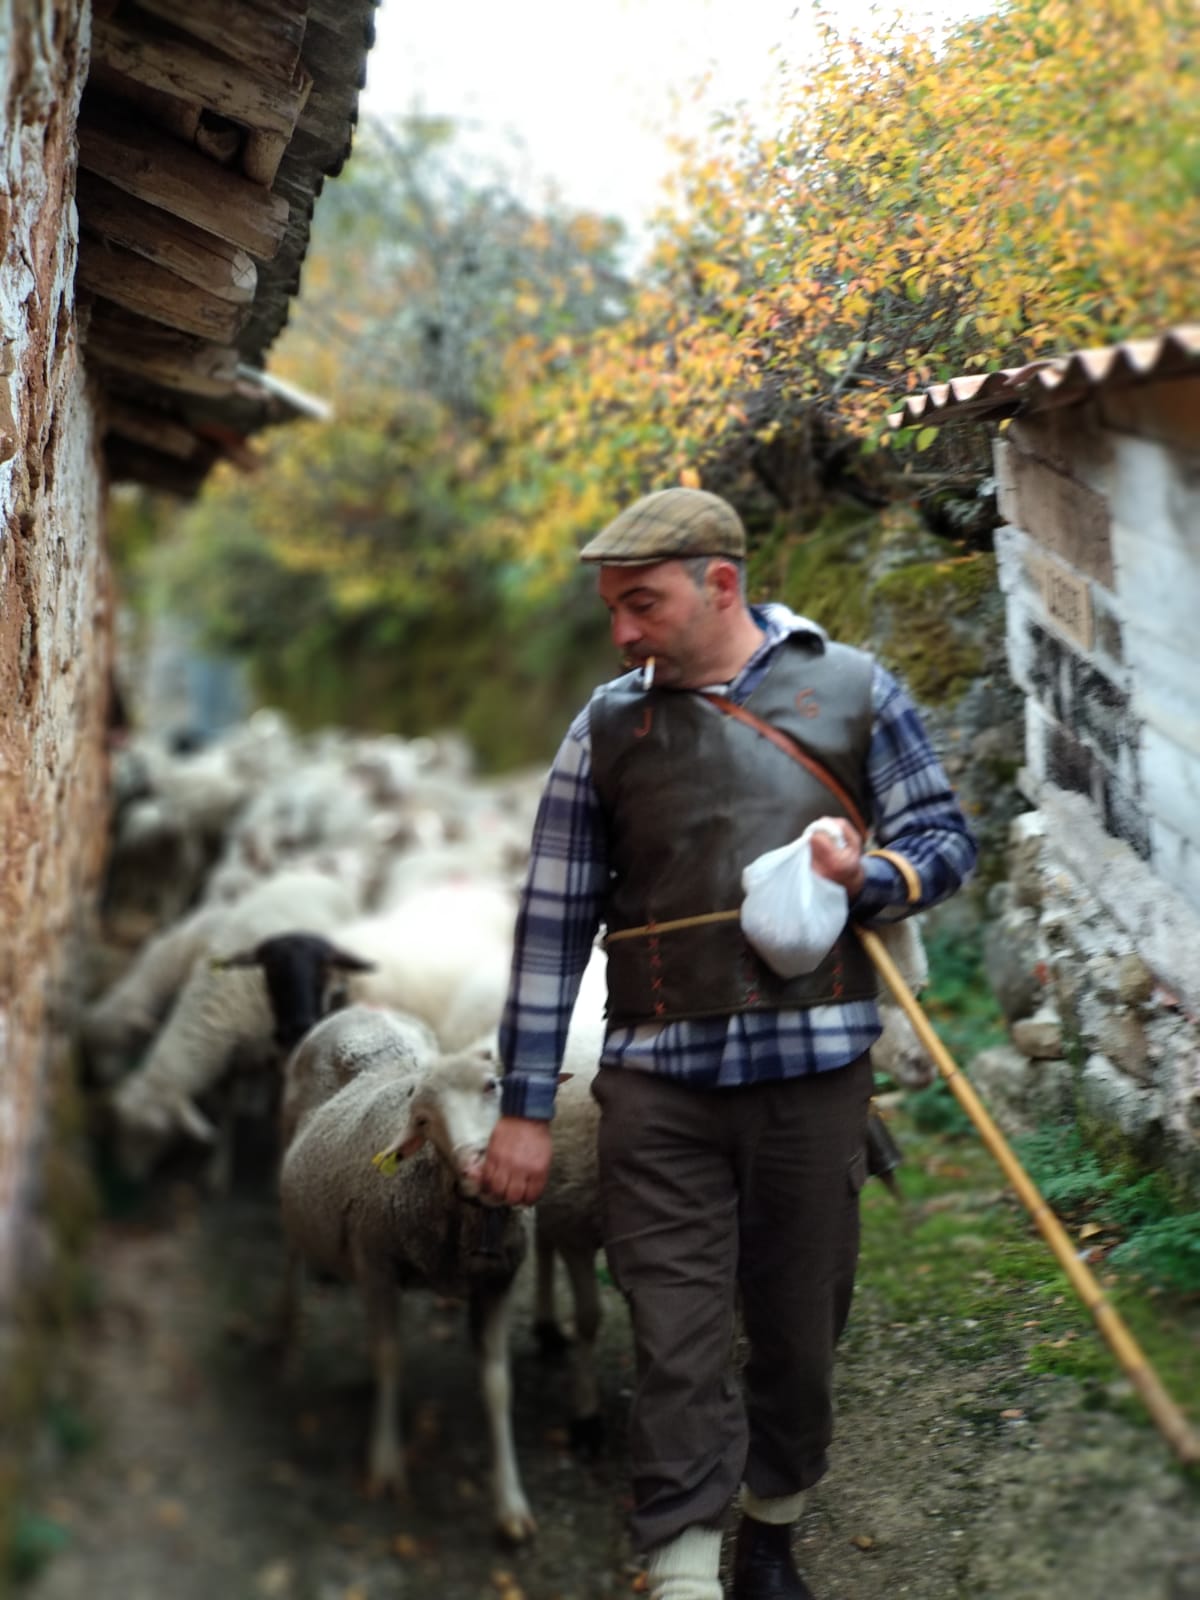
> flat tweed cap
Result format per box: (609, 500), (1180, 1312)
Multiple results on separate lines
(578, 487), (746, 566)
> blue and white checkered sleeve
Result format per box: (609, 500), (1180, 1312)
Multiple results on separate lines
(852, 664), (979, 922)
(498, 705), (609, 1120)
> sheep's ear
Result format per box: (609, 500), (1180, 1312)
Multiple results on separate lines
(372, 1126), (425, 1174)
(175, 1097), (217, 1144)
(328, 947), (376, 973)
(556, 1072), (574, 1084)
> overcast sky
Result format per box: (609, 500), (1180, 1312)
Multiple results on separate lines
(360, 0), (989, 243)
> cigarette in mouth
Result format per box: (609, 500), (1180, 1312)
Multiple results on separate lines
(642, 656), (656, 690)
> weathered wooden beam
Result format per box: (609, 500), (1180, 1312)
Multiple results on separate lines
(74, 171), (257, 304)
(86, 58), (201, 143)
(129, 0), (309, 89)
(243, 63), (313, 186)
(292, 84), (355, 157)
(78, 98), (290, 260)
(195, 110), (243, 166)
(78, 234), (246, 343)
(93, 14), (309, 141)
(104, 436), (213, 496)
(103, 398), (199, 460)
(84, 306), (240, 399)
(306, 0), (374, 42)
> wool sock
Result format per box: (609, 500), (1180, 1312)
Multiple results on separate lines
(646, 1525), (724, 1600)
(739, 1485), (805, 1525)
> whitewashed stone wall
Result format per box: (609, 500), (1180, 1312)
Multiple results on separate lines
(0, 1), (111, 1309)
(982, 379), (1200, 1191)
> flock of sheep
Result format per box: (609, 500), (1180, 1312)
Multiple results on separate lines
(79, 711), (610, 1544)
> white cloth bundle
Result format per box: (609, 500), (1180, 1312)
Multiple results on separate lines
(741, 820), (929, 990)
(740, 819), (850, 979)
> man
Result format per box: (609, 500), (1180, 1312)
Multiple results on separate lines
(483, 487), (977, 1600)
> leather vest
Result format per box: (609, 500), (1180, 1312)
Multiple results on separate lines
(589, 636), (878, 1026)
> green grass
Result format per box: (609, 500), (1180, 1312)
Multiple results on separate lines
(859, 1110), (1200, 1424)
(860, 925), (1200, 1433)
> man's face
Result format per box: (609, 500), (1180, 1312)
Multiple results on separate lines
(597, 560), (719, 689)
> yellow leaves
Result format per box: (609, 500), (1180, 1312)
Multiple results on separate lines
(678, 467), (702, 489)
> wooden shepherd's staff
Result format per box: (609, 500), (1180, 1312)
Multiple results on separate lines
(858, 925), (1200, 1468)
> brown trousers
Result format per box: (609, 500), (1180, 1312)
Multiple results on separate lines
(593, 1054), (873, 1554)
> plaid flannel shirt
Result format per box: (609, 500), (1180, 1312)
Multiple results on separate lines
(499, 603), (978, 1120)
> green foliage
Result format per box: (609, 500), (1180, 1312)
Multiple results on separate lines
(921, 924), (1009, 1064)
(906, 1079), (974, 1137)
(119, 6), (1198, 762)
(858, 1108), (1200, 1418)
(1110, 1216), (1200, 1296)
(492, 0), (1199, 560)
(8, 1511), (70, 1583)
(128, 119), (632, 765)
(1012, 1124), (1119, 1213)
(1013, 1124), (1200, 1297)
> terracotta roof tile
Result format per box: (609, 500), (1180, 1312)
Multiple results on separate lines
(888, 325), (1200, 431)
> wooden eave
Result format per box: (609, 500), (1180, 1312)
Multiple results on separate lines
(77, 0), (377, 495)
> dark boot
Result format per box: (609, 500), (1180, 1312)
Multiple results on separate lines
(731, 1517), (816, 1600)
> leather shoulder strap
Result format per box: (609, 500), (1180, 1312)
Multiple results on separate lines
(698, 692), (869, 838)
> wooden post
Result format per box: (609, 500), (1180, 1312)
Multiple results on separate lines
(78, 98), (290, 259)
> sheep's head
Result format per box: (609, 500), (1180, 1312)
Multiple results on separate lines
(80, 1002), (157, 1086)
(215, 933), (376, 1051)
(373, 1044), (501, 1199)
(110, 1074), (217, 1179)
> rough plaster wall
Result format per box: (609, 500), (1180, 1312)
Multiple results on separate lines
(987, 393), (1200, 1185)
(0, 0), (111, 1304)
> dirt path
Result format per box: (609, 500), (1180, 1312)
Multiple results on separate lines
(17, 1143), (1200, 1600)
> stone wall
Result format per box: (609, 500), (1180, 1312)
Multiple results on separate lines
(0, 0), (111, 1312)
(980, 378), (1200, 1192)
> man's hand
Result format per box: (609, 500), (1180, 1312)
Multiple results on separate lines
(482, 1115), (553, 1207)
(809, 816), (865, 898)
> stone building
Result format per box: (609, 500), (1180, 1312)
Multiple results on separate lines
(0, 0), (376, 1516)
(892, 326), (1200, 1194)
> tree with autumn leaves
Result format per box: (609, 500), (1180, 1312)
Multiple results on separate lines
(142, 0), (1197, 761)
(489, 0), (1197, 566)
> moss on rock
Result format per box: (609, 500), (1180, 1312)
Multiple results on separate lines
(872, 553), (997, 705)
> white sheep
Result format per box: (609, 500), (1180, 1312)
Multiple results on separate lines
(526, 946), (610, 1448)
(81, 901), (228, 1085)
(109, 869), (362, 1180)
(276, 1006), (536, 1541)
(317, 881), (520, 1050)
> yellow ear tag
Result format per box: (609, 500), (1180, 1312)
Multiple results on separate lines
(372, 1150), (401, 1177)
